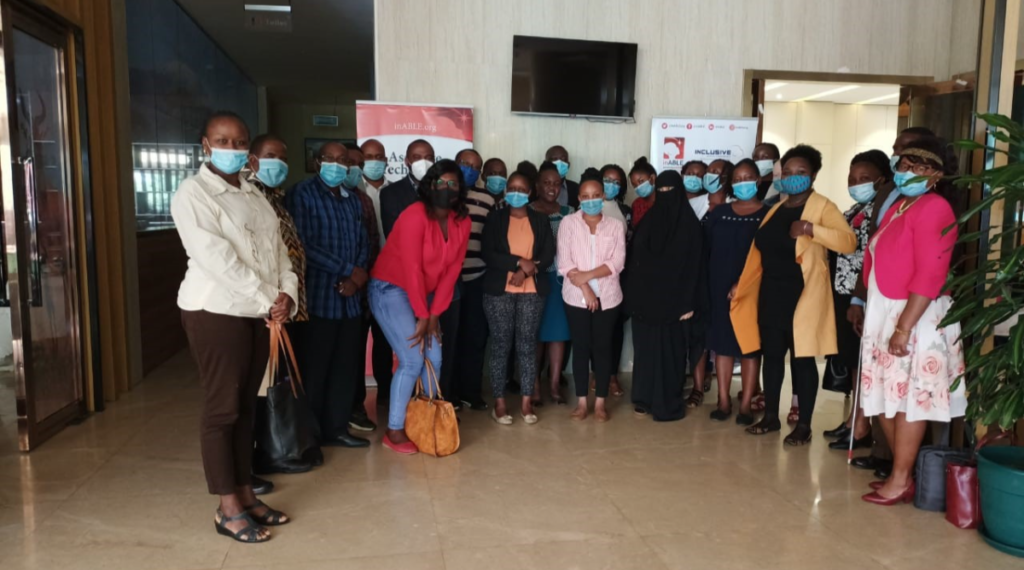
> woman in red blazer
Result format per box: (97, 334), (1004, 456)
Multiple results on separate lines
(858, 137), (966, 505)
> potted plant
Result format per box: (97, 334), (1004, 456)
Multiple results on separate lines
(944, 112), (1024, 556)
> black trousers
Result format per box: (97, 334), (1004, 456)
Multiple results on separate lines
(761, 324), (819, 426)
(454, 277), (488, 404)
(439, 296), (461, 402)
(565, 303), (621, 398)
(370, 317), (394, 403)
(295, 315), (362, 440)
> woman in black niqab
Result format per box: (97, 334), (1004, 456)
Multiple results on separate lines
(625, 170), (704, 421)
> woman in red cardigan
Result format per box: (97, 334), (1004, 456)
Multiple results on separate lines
(368, 159), (471, 454)
(858, 137), (966, 505)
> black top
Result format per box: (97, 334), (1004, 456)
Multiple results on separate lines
(565, 179), (580, 209)
(380, 175), (418, 238)
(480, 207), (556, 296)
(755, 204), (805, 330)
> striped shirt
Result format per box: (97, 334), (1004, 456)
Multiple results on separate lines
(556, 211), (626, 310)
(285, 176), (369, 320)
(462, 188), (498, 280)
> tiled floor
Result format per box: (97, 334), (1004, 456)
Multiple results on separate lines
(0, 351), (1019, 570)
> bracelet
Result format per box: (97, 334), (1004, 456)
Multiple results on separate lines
(894, 326), (911, 337)
(804, 221), (812, 234)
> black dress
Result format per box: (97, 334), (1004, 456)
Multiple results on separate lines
(706, 204), (769, 357)
(755, 204), (806, 330)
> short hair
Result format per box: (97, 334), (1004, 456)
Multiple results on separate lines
(517, 160), (539, 186)
(545, 145), (567, 157)
(755, 142), (781, 160)
(731, 159), (760, 198)
(537, 160), (558, 175)
(483, 157), (506, 172)
(407, 139), (434, 154)
(850, 150), (894, 183)
(780, 144), (823, 174)
(681, 160), (707, 173)
(506, 171), (534, 197)
(629, 156), (657, 178)
(249, 133), (286, 155)
(456, 148), (481, 162)
(902, 126), (936, 137)
(201, 110), (249, 142)
(600, 163), (629, 203)
(710, 159), (735, 193)
(416, 158), (469, 219)
(579, 167), (603, 185)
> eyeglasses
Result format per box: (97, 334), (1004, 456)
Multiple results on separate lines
(896, 163), (937, 176)
(433, 179), (459, 189)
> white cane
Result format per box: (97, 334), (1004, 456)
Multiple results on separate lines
(847, 334), (866, 465)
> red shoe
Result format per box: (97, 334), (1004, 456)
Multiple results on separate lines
(868, 481), (885, 490)
(862, 482), (915, 505)
(383, 434), (418, 455)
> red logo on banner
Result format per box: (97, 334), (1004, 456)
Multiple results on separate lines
(355, 103), (474, 141)
(663, 137), (686, 159)
(709, 124), (715, 131)
(729, 124), (735, 131)
(686, 123), (693, 130)
(661, 123), (668, 129)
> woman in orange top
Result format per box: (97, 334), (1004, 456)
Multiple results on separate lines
(730, 145), (856, 446)
(480, 171), (555, 424)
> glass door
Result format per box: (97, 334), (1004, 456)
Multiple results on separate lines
(0, 2), (86, 450)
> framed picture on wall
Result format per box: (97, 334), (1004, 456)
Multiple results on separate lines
(305, 137), (356, 172)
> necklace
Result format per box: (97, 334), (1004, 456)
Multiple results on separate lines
(896, 197), (918, 215)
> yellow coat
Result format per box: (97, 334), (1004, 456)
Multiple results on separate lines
(729, 191), (857, 358)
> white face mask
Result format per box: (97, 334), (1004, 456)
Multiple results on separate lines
(410, 159), (433, 181)
(755, 159), (775, 177)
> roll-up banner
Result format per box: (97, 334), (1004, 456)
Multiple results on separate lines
(650, 116), (759, 173)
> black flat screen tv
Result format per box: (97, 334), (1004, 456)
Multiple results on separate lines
(511, 35), (638, 119)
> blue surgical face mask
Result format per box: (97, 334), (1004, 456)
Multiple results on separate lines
(460, 165), (481, 188)
(505, 191), (530, 208)
(580, 198), (603, 216)
(732, 181), (758, 201)
(554, 160), (570, 179)
(700, 173), (720, 193)
(635, 180), (653, 198)
(485, 175), (507, 195)
(755, 159), (775, 178)
(319, 162), (348, 188)
(848, 181), (878, 204)
(890, 155), (901, 172)
(603, 181), (621, 200)
(363, 159), (386, 181)
(776, 174), (812, 195)
(255, 158), (288, 188)
(894, 170), (930, 197)
(683, 175), (703, 193)
(208, 147), (249, 175)
(344, 165), (362, 189)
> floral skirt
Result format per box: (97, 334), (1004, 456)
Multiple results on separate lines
(859, 273), (967, 422)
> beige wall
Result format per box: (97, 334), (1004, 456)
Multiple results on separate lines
(950, 0), (983, 76)
(269, 102), (357, 188)
(375, 0), (973, 178)
(763, 102), (898, 211)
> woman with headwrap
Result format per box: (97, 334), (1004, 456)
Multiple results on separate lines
(625, 170), (704, 421)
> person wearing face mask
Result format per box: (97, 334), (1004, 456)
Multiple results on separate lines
(626, 170), (703, 422)
(681, 160), (709, 219)
(681, 159), (717, 405)
(380, 139), (436, 238)
(557, 168), (626, 422)
(480, 171), (556, 424)
(482, 158), (509, 202)
(821, 151), (893, 453)
(705, 159), (768, 424)
(859, 137), (965, 505)
(173, 112), (297, 543)
(703, 159), (733, 215)
(453, 149), (499, 411)
(731, 144), (856, 446)
(598, 164), (634, 397)
(544, 145), (580, 209)
(629, 157), (657, 227)
(285, 141), (371, 451)
(753, 143), (781, 203)
(369, 159), (471, 454)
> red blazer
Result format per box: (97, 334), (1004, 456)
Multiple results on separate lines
(863, 192), (957, 300)
(371, 202), (471, 318)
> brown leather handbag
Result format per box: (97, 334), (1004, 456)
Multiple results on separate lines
(405, 359), (460, 457)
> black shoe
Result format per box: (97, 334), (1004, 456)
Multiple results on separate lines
(322, 433), (370, 448)
(633, 406), (649, 417)
(251, 475), (274, 496)
(710, 408), (732, 422)
(874, 464), (893, 480)
(851, 455), (891, 472)
(451, 400), (464, 412)
(303, 447), (324, 467)
(349, 415), (377, 432)
(823, 422), (851, 440)
(735, 413), (755, 426)
(829, 434), (872, 451)
(460, 398), (489, 411)
(253, 459), (314, 475)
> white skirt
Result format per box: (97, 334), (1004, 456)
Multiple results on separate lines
(859, 271), (967, 422)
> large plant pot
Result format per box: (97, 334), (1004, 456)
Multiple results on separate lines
(978, 446), (1024, 557)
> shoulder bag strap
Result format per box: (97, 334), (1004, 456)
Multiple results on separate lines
(276, 323), (305, 398)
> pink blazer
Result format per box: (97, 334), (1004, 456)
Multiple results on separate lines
(863, 193), (957, 300)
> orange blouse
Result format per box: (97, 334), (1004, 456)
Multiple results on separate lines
(505, 216), (537, 294)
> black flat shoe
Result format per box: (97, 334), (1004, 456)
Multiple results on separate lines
(253, 459), (314, 475)
(735, 413), (755, 426)
(823, 423), (851, 440)
(460, 398), (489, 411)
(784, 424), (813, 447)
(829, 434), (872, 451)
(303, 447), (324, 467)
(746, 417), (782, 435)
(874, 464), (893, 480)
(250, 475), (274, 496)
(243, 499), (290, 526)
(851, 455), (892, 472)
(215, 510), (269, 543)
(322, 433), (370, 448)
(710, 408), (732, 422)
(349, 414), (377, 432)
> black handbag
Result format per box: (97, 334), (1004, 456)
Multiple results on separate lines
(253, 323), (317, 469)
(821, 355), (851, 394)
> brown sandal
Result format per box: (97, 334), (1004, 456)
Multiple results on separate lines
(686, 389), (704, 409)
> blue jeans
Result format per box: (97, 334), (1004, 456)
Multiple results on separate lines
(368, 279), (442, 430)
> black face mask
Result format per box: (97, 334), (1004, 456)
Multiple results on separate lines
(431, 188), (458, 210)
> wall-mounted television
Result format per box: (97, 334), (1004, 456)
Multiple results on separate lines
(511, 35), (638, 119)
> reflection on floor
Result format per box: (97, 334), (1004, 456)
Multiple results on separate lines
(0, 351), (1018, 570)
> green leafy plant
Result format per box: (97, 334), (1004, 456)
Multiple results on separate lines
(942, 113), (1024, 430)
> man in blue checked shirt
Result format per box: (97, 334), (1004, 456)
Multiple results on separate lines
(285, 141), (371, 450)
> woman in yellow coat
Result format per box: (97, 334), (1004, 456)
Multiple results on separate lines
(729, 145), (856, 446)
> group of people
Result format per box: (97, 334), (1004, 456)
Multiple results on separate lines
(173, 110), (967, 543)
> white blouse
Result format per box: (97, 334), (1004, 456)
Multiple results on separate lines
(172, 164), (299, 319)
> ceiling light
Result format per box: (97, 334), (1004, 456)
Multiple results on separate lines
(854, 92), (899, 105)
(245, 3), (291, 12)
(795, 85), (859, 102)
(765, 82), (787, 91)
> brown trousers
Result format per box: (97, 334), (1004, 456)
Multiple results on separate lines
(182, 310), (269, 495)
